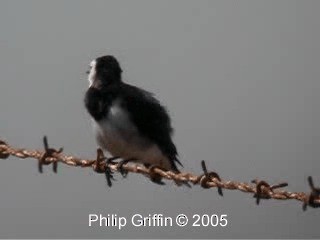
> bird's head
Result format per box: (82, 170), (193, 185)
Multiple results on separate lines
(87, 55), (122, 88)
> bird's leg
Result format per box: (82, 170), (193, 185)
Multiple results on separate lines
(105, 156), (120, 187)
(117, 158), (136, 178)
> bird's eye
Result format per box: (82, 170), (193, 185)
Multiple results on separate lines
(86, 70), (90, 74)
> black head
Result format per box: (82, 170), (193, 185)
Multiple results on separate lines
(87, 55), (122, 88)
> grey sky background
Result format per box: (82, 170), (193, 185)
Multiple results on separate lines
(0, 0), (319, 238)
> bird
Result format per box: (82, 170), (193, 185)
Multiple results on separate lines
(84, 55), (184, 185)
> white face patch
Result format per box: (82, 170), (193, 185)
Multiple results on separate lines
(88, 60), (96, 87)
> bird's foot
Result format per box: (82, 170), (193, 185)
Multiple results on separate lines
(105, 156), (120, 187)
(146, 164), (191, 187)
(117, 158), (136, 178)
(146, 164), (166, 185)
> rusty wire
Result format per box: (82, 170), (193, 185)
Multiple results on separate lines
(0, 136), (319, 211)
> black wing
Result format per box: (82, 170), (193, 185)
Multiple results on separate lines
(120, 83), (182, 170)
(84, 86), (117, 121)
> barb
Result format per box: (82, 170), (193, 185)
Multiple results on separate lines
(39, 136), (63, 173)
(200, 160), (223, 196)
(0, 137), (319, 210)
(251, 179), (288, 205)
(303, 176), (320, 211)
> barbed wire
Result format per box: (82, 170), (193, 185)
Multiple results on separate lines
(0, 136), (319, 211)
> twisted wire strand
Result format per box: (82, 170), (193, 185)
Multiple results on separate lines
(0, 137), (319, 210)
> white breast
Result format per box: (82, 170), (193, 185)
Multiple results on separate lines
(91, 99), (172, 170)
